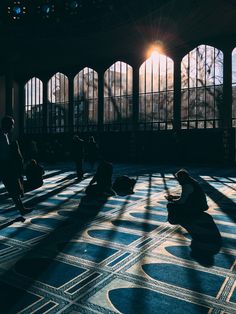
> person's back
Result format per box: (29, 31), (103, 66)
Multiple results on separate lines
(71, 136), (84, 160)
(86, 160), (115, 197)
(95, 161), (112, 189)
(87, 137), (98, 157)
(25, 159), (44, 189)
(184, 176), (208, 213)
(112, 175), (136, 195)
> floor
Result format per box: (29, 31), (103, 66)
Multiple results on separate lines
(0, 163), (236, 313)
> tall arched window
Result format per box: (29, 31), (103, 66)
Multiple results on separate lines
(104, 61), (133, 131)
(181, 45), (223, 129)
(24, 77), (43, 134)
(139, 51), (174, 130)
(48, 72), (69, 133)
(232, 48), (236, 127)
(74, 67), (98, 132)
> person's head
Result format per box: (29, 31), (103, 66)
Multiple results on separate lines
(1, 116), (14, 133)
(175, 169), (190, 185)
(98, 160), (113, 176)
(29, 159), (37, 166)
(73, 135), (80, 143)
(89, 136), (95, 143)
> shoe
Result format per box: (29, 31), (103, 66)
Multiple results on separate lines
(17, 216), (26, 223)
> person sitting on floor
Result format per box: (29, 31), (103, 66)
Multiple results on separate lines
(24, 159), (45, 191)
(165, 169), (221, 265)
(112, 175), (136, 195)
(85, 160), (116, 197)
(165, 169), (208, 224)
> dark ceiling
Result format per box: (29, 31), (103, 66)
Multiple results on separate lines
(0, 0), (236, 77)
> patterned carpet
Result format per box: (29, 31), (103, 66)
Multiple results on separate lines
(0, 163), (236, 313)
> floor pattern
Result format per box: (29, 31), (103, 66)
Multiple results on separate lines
(0, 163), (236, 313)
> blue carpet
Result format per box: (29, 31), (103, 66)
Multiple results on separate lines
(0, 282), (40, 314)
(109, 288), (209, 314)
(166, 245), (235, 269)
(15, 258), (85, 287)
(0, 164), (236, 313)
(31, 218), (64, 228)
(130, 212), (167, 222)
(88, 229), (140, 245)
(142, 263), (225, 296)
(58, 241), (118, 263)
(112, 219), (158, 232)
(0, 227), (45, 241)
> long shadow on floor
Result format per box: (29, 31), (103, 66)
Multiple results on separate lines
(0, 194), (108, 313)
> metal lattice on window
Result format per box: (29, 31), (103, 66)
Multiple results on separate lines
(47, 72), (69, 133)
(181, 45), (223, 129)
(74, 67), (98, 132)
(232, 48), (236, 127)
(139, 51), (174, 131)
(104, 61), (133, 131)
(24, 77), (43, 134)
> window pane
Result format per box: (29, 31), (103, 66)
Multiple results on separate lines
(74, 68), (98, 132)
(48, 72), (69, 133)
(104, 61), (133, 131)
(139, 51), (174, 130)
(24, 77), (43, 134)
(181, 45), (223, 129)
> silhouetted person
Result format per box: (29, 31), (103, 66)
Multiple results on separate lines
(166, 169), (208, 224)
(10, 140), (24, 194)
(24, 159), (45, 191)
(27, 139), (38, 161)
(166, 169), (221, 265)
(85, 160), (116, 197)
(86, 136), (98, 171)
(71, 135), (84, 180)
(0, 116), (32, 218)
(44, 142), (55, 163)
(112, 175), (136, 196)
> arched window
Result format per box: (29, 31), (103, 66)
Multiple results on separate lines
(139, 51), (174, 130)
(104, 61), (133, 131)
(24, 77), (43, 134)
(181, 45), (223, 129)
(47, 72), (69, 133)
(232, 48), (236, 127)
(74, 67), (98, 132)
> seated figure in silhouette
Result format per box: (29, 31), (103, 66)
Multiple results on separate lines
(24, 159), (45, 191)
(85, 160), (116, 197)
(166, 169), (221, 265)
(166, 169), (208, 224)
(112, 175), (136, 195)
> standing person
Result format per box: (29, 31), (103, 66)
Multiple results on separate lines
(86, 136), (98, 171)
(0, 116), (32, 218)
(71, 135), (84, 180)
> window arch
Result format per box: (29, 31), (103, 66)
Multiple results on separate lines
(74, 67), (98, 132)
(139, 51), (174, 130)
(104, 61), (133, 131)
(232, 48), (236, 127)
(24, 77), (43, 134)
(181, 45), (223, 129)
(47, 72), (69, 133)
